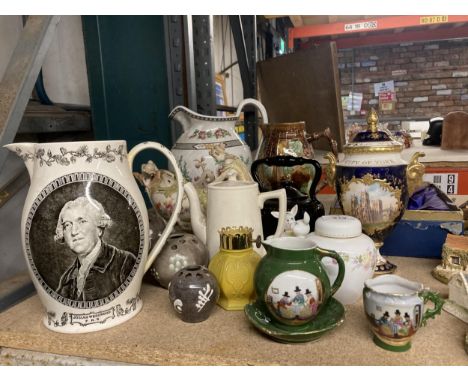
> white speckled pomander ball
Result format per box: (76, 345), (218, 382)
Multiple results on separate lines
(149, 233), (209, 288)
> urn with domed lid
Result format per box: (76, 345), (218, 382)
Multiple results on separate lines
(325, 108), (425, 274)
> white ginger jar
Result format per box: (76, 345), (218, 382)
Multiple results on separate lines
(307, 215), (377, 305)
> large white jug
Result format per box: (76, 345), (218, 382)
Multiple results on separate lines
(4, 140), (183, 333)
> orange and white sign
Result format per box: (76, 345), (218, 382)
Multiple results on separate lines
(344, 20), (378, 32)
(420, 16), (448, 25)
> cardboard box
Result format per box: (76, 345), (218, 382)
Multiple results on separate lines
(329, 198), (464, 259)
(380, 209), (464, 259)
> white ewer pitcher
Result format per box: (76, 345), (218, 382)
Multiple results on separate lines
(4, 140), (183, 333)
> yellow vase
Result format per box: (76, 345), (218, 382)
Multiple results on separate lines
(209, 227), (261, 310)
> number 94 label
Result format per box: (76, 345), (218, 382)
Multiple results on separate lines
(423, 173), (458, 194)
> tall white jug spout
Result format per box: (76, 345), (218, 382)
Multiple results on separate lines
(4, 142), (35, 179)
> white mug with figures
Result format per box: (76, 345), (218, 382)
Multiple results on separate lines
(363, 275), (444, 352)
(5, 140), (183, 333)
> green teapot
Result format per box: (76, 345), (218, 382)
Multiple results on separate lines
(255, 237), (346, 326)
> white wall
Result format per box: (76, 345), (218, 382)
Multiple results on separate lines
(213, 16), (244, 109)
(42, 16), (90, 106)
(0, 16), (90, 283)
(0, 15), (23, 81)
(0, 15), (90, 106)
(1, 15), (239, 110)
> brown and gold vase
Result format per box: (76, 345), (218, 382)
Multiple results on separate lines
(255, 121), (337, 194)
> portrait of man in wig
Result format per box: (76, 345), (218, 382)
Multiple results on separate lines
(54, 196), (136, 301)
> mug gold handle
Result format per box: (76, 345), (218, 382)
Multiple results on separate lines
(315, 246), (345, 296)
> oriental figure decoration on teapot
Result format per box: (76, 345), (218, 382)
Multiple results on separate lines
(325, 108), (425, 274)
(134, 160), (193, 232)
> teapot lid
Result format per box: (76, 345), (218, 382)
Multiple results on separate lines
(344, 108), (403, 154)
(314, 215), (362, 238)
(209, 179), (256, 189)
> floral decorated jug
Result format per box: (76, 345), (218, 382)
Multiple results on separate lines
(169, 98), (268, 187)
(134, 160), (193, 232)
(4, 140), (183, 333)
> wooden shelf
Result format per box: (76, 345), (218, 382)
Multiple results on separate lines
(0, 256), (466, 365)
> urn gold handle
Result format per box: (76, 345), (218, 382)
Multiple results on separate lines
(324, 152), (337, 190)
(406, 152), (426, 197)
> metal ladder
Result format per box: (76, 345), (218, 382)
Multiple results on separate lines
(0, 16), (61, 312)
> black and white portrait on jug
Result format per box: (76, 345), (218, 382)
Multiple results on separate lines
(26, 173), (143, 308)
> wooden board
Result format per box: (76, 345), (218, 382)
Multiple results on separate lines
(256, 42), (345, 152)
(0, 257), (466, 365)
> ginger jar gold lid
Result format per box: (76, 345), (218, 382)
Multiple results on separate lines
(314, 215), (362, 239)
(344, 108), (403, 155)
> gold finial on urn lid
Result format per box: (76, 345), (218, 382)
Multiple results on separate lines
(366, 107), (379, 133)
(218, 226), (253, 250)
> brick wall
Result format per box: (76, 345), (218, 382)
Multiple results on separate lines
(338, 39), (468, 121)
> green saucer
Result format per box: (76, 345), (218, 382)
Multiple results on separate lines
(244, 298), (345, 343)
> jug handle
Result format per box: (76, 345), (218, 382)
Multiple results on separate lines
(251, 156), (322, 197)
(419, 290), (444, 327)
(128, 142), (184, 273)
(315, 246), (345, 296)
(235, 98), (269, 124)
(306, 127), (338, 158)
(258, 188), (287, 238)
